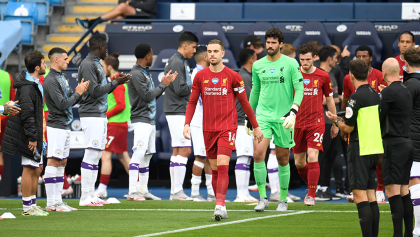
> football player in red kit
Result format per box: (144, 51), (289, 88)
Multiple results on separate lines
(184, 39), (263, 221)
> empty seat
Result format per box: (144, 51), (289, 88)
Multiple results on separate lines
(342, 21), (383, 65)
(392, 22), (420, 57)
(196, 22), (230, 49)
(4, 2), (37, 44)
(222, 49), (239, 69)
(20, 0), (49, 24)
(151, 48), (176, 68)
(292, 21), (331, 50)
(246, 21), (273, 44)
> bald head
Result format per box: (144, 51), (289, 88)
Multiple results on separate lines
(382, 57), (401, 84)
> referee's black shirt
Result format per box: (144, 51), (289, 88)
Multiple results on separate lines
(379, 81), (412, 139)
(345, 84), (380, 142)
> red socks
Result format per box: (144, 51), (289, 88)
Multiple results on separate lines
(307, 162), (320, 198)
(100, 174), (111, 186)
(63, 172), (70, 189)
(216, 165), (229, 207)
(0, 165), (3, 177)
(297, 164), (308, 185)
(376, 164), (384, 192)
(212, 169), (218, 197)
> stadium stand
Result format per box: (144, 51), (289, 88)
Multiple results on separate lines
(4, 2), (37, 44)
(392, 21), (420, 56)
(20, 0), (50, 24)
(341, 21), (383, 66)
(151, 48), (177, 68)
(292, 21), (331, 52)
(196, 22), (230, 49)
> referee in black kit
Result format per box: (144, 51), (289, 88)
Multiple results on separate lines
(379, 58), (413, 237)
(326, 59), (382, 237)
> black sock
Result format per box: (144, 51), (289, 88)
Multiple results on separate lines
(402, 194), (414, 237)
(370, 201), (380, 237)
(357, 201), (373, 237)
(88, 17), (101, 28)
(389, 195), (404, 237)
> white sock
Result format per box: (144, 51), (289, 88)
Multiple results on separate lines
(267, 153), (280, 194)
(410, 184), (420, 236)
(55, 167), (65, 204)
(205, 174), (214, 196)
(98, 183), (107, 192)
(129, 149), (145, 194)
(90, 152), (101, 198)
(191, 174), (202, 196)
(81, 149), (98, 201)
(170, 156), (175, 195)
(44, 166), (57, 207)
(174, 155), (188, 193)
(139, 154), (152, 194)
(30, 195), (36, 208)
(22, 197), (31, 212)
(235, 156), (250, 197)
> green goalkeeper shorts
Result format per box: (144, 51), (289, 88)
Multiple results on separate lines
(258, 120), (295, 148)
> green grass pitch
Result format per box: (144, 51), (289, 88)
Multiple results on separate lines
(0, 199), (393, 236)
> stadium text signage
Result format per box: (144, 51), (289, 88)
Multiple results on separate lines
(122, 25), (153, 32)
(375, 25), (398, 32)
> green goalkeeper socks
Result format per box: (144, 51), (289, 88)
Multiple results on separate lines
(279, 164), (290, 202)
(254, 161), (267, 198)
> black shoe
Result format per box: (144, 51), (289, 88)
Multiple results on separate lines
(326, 188), (342, 200)
(315, 189), (332, 201)
(335, 188), (349, 198)
(76, 18), (90, 30)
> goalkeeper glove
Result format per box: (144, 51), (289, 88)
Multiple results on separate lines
(280, 104), (299, 129)
(244, 116), (254, 135)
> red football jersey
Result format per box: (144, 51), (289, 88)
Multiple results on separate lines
(295, 67), (333, 128)
(395, 55), (405, 81)
(342, 68), (384, 98)
(188, 66), (245, 132)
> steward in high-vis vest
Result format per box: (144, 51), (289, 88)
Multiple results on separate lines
(326, 59), (382, 237)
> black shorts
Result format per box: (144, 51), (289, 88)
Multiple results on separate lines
(383, 137), (413, 186)
(347, 142), (378, 190)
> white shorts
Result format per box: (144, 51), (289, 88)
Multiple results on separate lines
(22, 156), (43, 168)
(411, 161), (420, 178)
(132, 122), (156, 154)
(235, 125), (254, 157)
(191, 125), (206, 157)
(46, 126), (70, 160)
(166, 115), (191, 147)
(270, 137), (275, 150)
(81, 117), (108, 150)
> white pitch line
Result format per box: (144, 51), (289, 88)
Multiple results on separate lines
(134, 211), (311, 237)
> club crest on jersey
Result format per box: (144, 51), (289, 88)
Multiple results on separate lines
(204, 80), (209, 83)
(280, 67), (284, 73)
(212, 78), (219, 84)
(313, 79), (318, 87)
(222, 78), (227, 86)
(262, 70), (266, 73)
(304, 79), (310, 85)
(269, 68), (275, 74)
(92, 140), (99, 147)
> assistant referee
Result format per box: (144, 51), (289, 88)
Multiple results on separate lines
(326, 59), (382, 237)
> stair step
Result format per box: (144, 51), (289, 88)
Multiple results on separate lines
(79, 0), (119, 3)
(69, 6), (114, 14)
(48, 34), (87, 43)
(43, 44), (83, 53)
(64, 15), (99, 23)
(56, 24), (106, 33)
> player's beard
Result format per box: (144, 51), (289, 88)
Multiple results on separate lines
(210, 58), (221, 66)
(267, 46), (280, 56)
(302, 64), (312, 71)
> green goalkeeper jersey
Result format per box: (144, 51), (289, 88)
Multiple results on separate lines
(249, 55), (304, 123)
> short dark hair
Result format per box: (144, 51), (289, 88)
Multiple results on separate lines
(48, 47), (67, 59)
(265, 28), (284, 43)
(308, 40), (323, 56)
(404, 47), (420, 68)
(178, 31), (198, 48)
(88, 35), (107, 51)
(208, 39), (224, 51)
(298, 43), (314, 56)
(194, 45), (207, 62)
(134, 44), (152, 59)
(239, 48), (255, 66)
(319, 46), (337, 62)
(349, 59), (369, 81)
(24, 51), (44, 73)
(104, 53), (120, 71)
(355, 45), (373, 57)
(400, 31), (415, 42)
